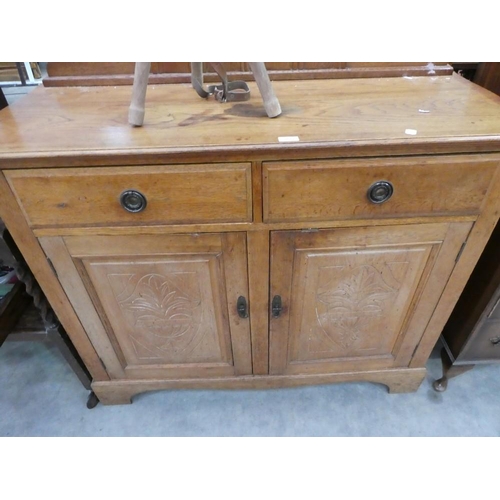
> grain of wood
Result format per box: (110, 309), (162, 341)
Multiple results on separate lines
(2, 76), (500, 168)
(263, 156), (498, 223)
(5, 164), (253, 228)
(247, 231), (270, 374)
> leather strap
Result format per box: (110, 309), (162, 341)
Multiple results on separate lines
(192, 63), (250, 102)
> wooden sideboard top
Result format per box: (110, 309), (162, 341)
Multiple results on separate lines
(1, 74), (500, 168)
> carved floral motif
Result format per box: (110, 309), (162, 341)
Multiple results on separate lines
(108, 272), (203, 359)
(315, 264), (398, 350)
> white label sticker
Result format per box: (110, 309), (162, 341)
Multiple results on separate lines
(278, 136), (300, 143)
(418, 109), (430, 113)
(405, 129), (417, 135)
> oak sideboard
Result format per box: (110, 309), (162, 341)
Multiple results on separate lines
(1, 74), (500, 405)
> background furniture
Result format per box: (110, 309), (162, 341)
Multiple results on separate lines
(0, 226), (96, 407)
(434, 220), (500, 391)
(1, 70), (500, 405)
(42, 62), (453, 87)
(473, 63), (500, 96)
(431, 61), (500, 391)
(0, 88), (7, 111)
(0, 63), (42, 87)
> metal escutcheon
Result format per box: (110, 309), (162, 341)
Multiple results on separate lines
(367, 181), (394, 204)
(272, 295), (282, 318)
(237, 296), (249, 319)
(120, 190), (147, 213)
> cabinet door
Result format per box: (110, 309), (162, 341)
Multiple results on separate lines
(40, 233), (252, 380)
(269, 222), (472, 375)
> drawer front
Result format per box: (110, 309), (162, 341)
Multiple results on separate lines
(459, 320), (500, 362)
(6, 163), (252, 228)
(263, 156), (497, 223)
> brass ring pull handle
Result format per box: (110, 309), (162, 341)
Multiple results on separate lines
(120, 190), (147, 213)
(367, 181), (394, 204)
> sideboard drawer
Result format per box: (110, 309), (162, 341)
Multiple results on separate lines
(263, 156), (497, 223)
(6, 163), (252, 228)
(459, 320), (500, 362)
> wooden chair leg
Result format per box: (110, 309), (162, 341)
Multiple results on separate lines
(248, 62), (282, 118)
(128, 62), (151, 126)
(433, 347), (475, 392)
(47, 326), (92, 391)
(191, 62), (203, 89)
(0, 282), (31, 348)
(0, 87), (8, 111)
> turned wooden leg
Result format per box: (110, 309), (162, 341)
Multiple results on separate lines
(191, 62), (203, 89)
(86, 391), (100, 409)
(433, 347), (475, 392)
(128, 62), (151, 126)
(248, 62), (282, 118)
(47, 326), (92, 390)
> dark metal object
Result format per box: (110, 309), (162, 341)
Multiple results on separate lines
(120, 190), (147, 213)
(237, 296), (249, 319)
(272, 295), (282, 318)
(367, 180), (394, 204)
(87, 391), (100, 409)
(192, 63), (251, 103)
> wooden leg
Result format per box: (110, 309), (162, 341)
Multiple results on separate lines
(128, 62), (151, 126)
(86, 391), (100, 409)
(433, 347), (475, 392)
(248, 62), (282, 118)
(0, 282), (31, 347)
(190, 62), (203, 89)
(47, 326), (92, 390)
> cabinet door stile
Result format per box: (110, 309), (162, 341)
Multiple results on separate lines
(247, 230), (270, 374)
(221, 233), (253, 375)
(269, 231), (296, 375)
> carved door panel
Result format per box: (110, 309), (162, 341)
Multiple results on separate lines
(40, 233), (252, 380)
(269, 222), (473, 375)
